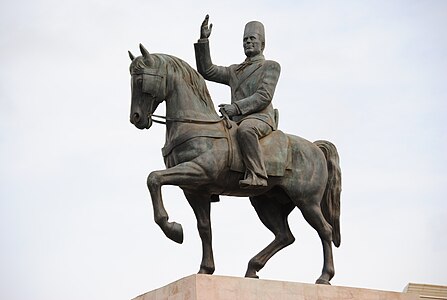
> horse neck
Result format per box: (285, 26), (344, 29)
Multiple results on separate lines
(165, 76), (219, 123)
(163, 75), (221, 146)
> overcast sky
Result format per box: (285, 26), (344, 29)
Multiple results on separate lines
(1, 0), (446, 299)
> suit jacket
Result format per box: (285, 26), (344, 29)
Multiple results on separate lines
(194, 39), (281, 129)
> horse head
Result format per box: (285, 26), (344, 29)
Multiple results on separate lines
(128, 44), (167, 129)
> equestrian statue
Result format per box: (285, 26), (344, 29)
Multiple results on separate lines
(127, 15), (342, 285)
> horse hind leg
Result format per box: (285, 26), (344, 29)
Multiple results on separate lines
(184, 191), (215, 275)
(245, 193), (295, 279)
(299, 201), (335, 285)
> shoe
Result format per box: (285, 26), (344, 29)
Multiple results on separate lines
(239, 175), (268, 189)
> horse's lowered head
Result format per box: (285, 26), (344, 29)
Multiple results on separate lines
(128, 44), (167, 129)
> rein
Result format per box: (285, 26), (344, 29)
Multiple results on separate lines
(149, 113), (232, 128)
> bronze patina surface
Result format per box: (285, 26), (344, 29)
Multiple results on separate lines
(128, 15), (342, 284)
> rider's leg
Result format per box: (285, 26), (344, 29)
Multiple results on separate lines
(236, 118), (272, 188)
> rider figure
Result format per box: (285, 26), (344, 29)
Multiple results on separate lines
(194, 15), (281, 188)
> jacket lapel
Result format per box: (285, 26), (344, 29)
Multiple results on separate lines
(234, 61), (263, 92)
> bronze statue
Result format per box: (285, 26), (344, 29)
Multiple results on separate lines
(195, 16), (281, 188)
(127, 15), (342, 285)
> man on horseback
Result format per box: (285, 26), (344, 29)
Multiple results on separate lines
(194, 15), (281, 188)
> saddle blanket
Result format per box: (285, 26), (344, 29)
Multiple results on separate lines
(229, 129), (292, 177)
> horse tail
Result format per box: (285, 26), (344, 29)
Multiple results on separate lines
(314, 140), (342, 247)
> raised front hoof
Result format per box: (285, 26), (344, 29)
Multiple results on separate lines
(315, 278), (331, 285)
(164, 222), (184, 244)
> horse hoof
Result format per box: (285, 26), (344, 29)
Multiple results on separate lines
(315, 278), (331, 285)
(165, 222), (184, 244)
(198, 265), (215, 275)
(244, 271), (259, 279)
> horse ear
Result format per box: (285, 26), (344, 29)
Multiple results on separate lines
(128, 51), (135, 61)
(139, 43), (151, 59)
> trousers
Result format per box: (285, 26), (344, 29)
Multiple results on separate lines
(236, 118), (272, 179)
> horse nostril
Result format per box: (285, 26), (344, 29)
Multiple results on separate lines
(132, 112), (140, 124)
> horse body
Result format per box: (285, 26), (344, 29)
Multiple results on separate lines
(129, 45), (341, 284)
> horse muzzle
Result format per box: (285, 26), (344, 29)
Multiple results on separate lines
(130, 112), (152, 129)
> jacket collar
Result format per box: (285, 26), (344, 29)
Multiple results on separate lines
(244, 54), (265, 63)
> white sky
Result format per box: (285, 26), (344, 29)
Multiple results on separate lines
(1, 0), (446, 299)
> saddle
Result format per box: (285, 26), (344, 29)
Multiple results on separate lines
(161, 119), (292, 177)
(227, 126), (292, 177)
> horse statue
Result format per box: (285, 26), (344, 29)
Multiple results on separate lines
(128, 44), (342, 285)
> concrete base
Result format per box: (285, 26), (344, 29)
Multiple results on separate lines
(132, 274), (418, 300)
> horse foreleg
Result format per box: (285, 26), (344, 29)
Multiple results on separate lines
(300, 203), (335, 285)
(147, 162), (207, 244)
(184, 191), (215, 275)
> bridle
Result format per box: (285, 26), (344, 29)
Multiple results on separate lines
(132, 67), (232, 128)
(148, 112), (232, 129)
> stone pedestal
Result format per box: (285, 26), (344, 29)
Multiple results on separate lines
(132, 274), (418, 300)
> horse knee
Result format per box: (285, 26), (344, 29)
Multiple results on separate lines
(197, 218), (211, 234)
(320, 224), (333, 241)
(277, 232), (295, 247)
(147, 171), (161, 190)
(302, 206), (333, 241)
(314, 225), (332, 242)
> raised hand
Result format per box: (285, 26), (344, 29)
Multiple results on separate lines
(200, 14), (213, 39)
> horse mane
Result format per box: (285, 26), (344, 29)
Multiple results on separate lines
(130, 53), (213, 107)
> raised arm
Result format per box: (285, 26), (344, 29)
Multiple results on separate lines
(194, 15), (230, 85)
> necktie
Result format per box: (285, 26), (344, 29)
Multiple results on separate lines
(235, 59), (253, 74)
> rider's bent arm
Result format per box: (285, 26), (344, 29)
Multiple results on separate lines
(194, 39), (230, 85)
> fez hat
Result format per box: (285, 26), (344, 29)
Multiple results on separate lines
(244, 21), (265, 43)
